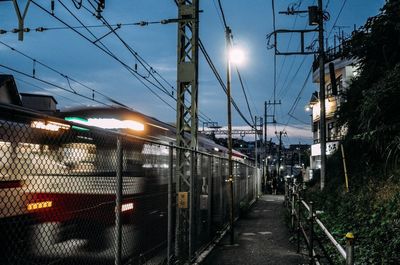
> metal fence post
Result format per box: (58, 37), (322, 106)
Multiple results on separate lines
(189, 148), (196, 259)
(346, 232), (354, 265)
(115, 136), (123, 265)
(309, 201), (314, 265)
(296, 190), (301, 253)
(291, 184), (295, 229)
(167, 143), (173, 265)
(207, 156), (213, 238)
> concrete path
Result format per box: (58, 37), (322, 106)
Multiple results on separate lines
(201, 195), (307, 265)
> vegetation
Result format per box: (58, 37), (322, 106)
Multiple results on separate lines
(306, 0), (400, 263)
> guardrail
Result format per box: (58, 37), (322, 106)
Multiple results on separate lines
(285, 181), (355, 265)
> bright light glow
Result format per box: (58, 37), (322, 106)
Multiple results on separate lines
(31, 121), (70, 131)
(305, 105), (311, 112)
(229, 47), (245, 65)
(214, 147), (220, 152)
(27, 201), (53, 211)
(121, 202), (134, 212)
(65, 117), (144, 131)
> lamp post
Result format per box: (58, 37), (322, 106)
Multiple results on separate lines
(225, 26), (234, 245)
(225, 27), (245, 245)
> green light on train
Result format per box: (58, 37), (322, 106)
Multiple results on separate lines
(65, 117), (90, 131)
(71, 125), (89, 131)
(65, 116), (88, 123)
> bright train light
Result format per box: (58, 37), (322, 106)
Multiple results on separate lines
(121, 202), (134, 212)
(27, 201), (53, 211)
(65, 117), (144, 131)
(31, 121), (70, 131)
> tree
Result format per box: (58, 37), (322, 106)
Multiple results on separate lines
(339, 0), (400, 176)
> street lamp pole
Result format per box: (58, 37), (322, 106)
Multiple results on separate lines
(225, 26), (235, 245)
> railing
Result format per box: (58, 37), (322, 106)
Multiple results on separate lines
(285, 181), (355, 265)
(0, 103), (258, 265)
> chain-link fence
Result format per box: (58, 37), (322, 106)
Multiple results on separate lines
(0, 104), (257, 265)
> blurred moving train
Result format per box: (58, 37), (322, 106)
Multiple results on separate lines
(0, 104), (251, 264)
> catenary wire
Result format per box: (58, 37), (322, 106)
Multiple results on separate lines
(31, 0), (214, 123)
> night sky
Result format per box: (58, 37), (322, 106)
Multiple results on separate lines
(0, 0), (384, 144)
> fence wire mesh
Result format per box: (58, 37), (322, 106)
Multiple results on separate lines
(0, 104), (257, 265)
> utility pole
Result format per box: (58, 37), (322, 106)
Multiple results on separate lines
(264, 100), (280, 184)
(269, 1), (327, 190)
(277, 131), (283, 177)
(264, 100), (280, 154)
(255, 116), (258, 188)
(175, 0), (199, 262)
(317, 0), (327, 190)
(225, 26), (235, 245)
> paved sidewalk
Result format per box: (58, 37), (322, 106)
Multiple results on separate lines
(201, 195), (307, 265)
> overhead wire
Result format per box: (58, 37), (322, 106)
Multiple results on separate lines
(0, 64), (115, 107)
(235, 66), (254, 124)
(32, 0), (178, 113)
(284, 67), (312, 129)
(215, 0), (256, 126)
(327, 0), (347, 40)
(0, 40), (128, 108)
(198, 40), (254, 128)
(30, 0), (213, 123)
(79, 0), (214, 123)
(10, 75), (84, 106)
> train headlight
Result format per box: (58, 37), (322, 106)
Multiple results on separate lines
(31, 121), (70, 131)
(65, 117), (144, 131)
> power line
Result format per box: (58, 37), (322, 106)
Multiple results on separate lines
(10, 75), (84, 106)
(212, 0), (226, 31)
(75, 0), (214, 123)
(217, 0), (228, 29)
(235, 66), (255, 124)
(214, 0), (256, 127)
(0, 40), (128, 108)
(32, 0), (172, 101)
(327, 0), (347, 39)
(199, 40), (255, 128)
(0, 64), (115, 107)
(31, 0), (212, 124)
(284, 66), (312, 129)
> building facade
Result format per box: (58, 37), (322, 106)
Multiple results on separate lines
(308, 47), (357, 170)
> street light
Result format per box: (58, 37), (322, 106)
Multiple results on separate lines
(225, 27), (246, 245)
(225, 26), (234, 246)
(229, 47), (245, 65)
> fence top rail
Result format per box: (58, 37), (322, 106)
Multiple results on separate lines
(314, 217), (347, 259)
(301, 200), (310, 212)
(0, 103), (255, 168)
(298, 192), (346, 260)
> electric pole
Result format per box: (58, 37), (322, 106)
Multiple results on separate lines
(317, 0), (327, 190)
(277, 131), (283, 177)
(268, 0), (327, 190)
(175, 0), (199, 262)
(264, 100), (280, 189)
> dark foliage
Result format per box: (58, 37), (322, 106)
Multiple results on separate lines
(306, 1), (400, 263)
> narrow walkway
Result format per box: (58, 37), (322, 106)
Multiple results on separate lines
(202, 195), (307, 265)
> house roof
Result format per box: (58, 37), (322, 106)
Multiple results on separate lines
(0, 75), (22, 106)
(20, 92), (58, 104)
